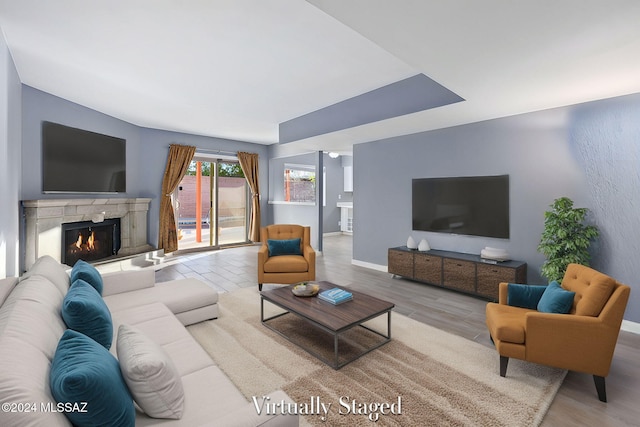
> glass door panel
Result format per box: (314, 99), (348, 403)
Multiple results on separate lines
(175, 160), (211, 250)
(217, 161), (248, 246)
(176, 158), (248, 251)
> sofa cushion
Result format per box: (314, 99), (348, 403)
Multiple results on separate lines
(263, 255), (309, 273)
(62, 279), (113, 349)
(105, 278), (218, 315)
(0, 274), (68, 359)
(70, 259), (104, 295)
(507, 284), (547, 309)
(50, 329), (135, 427)
(0, 277), (18, 306)
(0, 273), (70, 427)
(19, 255), (70, 297)
(116, 324), (185, 419)
(562, 265), (616, 317)
(267, 238), (302, 256)
(537, 281), (575, 314)
(110, 303), (216, 377)
(101, 269), (156, 297)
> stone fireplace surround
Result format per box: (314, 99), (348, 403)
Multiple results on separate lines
(23, 198), (153, 270)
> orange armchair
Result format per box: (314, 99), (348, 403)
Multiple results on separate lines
(486, 263), (630, 402)
(258, 224), (316, 291)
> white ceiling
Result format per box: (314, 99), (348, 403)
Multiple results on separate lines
(1, 0), (640, 154)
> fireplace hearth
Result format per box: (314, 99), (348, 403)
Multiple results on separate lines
(61, 219), (121, 266)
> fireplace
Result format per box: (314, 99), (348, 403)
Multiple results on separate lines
(61, 219), (121, 266)
(22, 198), (153, 270)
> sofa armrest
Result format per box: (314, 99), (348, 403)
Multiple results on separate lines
(525, 312), (619, 376)
(498, 282), (509, 305)
(213, 390), (299, 427)
(101, 268), (155, 296)
(303, 244), (316, 277)
(258, 244), (269, 284)
(258, 244), (269, 263)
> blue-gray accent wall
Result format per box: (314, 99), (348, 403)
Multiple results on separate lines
(20, 86), (269, 253)
(279, 74), (463, 143)
(0, 29), (22, 277)
(354, 93), (640, 322)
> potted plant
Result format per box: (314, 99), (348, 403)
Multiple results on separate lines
(537, 197), (599, 282)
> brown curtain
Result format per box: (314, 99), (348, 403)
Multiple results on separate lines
(237, 151), (261, 242)
(158, 144), (196, 253)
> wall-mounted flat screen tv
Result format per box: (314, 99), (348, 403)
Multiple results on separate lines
(412, 175), (509, 239)
(42, 121), (126, 193)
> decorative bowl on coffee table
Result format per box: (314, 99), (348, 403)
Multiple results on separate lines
(291, 282), (320, 297)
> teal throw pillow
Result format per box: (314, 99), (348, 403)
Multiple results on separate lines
(62, 279), (113, 349)
(50, 329), (135, 427)
(507, 284), (547, 309)
(70, 259), (104, 295)
(267, 238), (302, 257)
(537, 281), (576, 314)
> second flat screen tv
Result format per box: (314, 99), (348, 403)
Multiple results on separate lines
(412, 175), (509, 239)
(42, 121), (126, 193)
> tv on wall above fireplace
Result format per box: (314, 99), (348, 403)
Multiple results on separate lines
(412, 175), (510, 239)
(42, 121), (126, 193)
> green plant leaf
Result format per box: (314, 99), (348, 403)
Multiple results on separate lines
(538, 197), (599, 281)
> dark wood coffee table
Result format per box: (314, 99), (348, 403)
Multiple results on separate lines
(260, 281), (394, 369)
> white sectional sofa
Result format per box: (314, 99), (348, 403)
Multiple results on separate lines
(0, 256), (298, 427)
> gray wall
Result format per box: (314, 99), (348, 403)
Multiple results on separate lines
(21, 87), (143, 202)
(265, 148), (347, 248)
(267, 151), (320, 247)
(20, 87), (269, 253)
(354, 93), (640, 322)
(138, 128), (269, 246)
(0, 30), (22, 277)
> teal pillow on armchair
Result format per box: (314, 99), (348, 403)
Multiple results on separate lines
(507, 284), (547, 309)
(267, 238), (302, 256)
(537, 281), (576, 314)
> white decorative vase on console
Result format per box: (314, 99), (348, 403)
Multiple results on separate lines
(407, 236), (418, 250)
(418, 239), (431, 252)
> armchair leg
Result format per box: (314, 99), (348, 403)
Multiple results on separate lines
(500, 356), (509, 377)
(593, 375), (607, 402)
(258, 284), (263, 291)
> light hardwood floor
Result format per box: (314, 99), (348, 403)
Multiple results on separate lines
(156, 234), (640, 427)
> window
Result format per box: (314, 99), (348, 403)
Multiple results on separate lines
(176, 157), (249, 250)
(284, 163), (315, 202)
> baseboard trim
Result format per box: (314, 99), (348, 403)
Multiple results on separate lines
(622, 320), (640, 335)
(351, 259), (388, 272)
(323, 231), (353, 237)
(323, 232), (343, 237)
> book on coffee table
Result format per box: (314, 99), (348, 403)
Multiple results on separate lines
(318, 287), (353, 305)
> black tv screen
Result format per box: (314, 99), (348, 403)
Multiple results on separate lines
(42, 121), (126, 193)
(412, 175), (509, 239)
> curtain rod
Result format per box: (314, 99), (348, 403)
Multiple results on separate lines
(195, 148), (238, 155)
(169, 145), (237, 156)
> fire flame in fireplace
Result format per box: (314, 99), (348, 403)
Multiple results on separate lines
(74, 232), (96, 251)
(71, 231), (98, 255)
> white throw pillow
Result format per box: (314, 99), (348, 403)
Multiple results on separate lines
(116, 324), (185, 419)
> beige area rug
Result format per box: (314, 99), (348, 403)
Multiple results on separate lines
(187, 287), (566, 426)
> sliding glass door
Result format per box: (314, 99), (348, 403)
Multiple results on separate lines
(175, 157), (249, 251)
